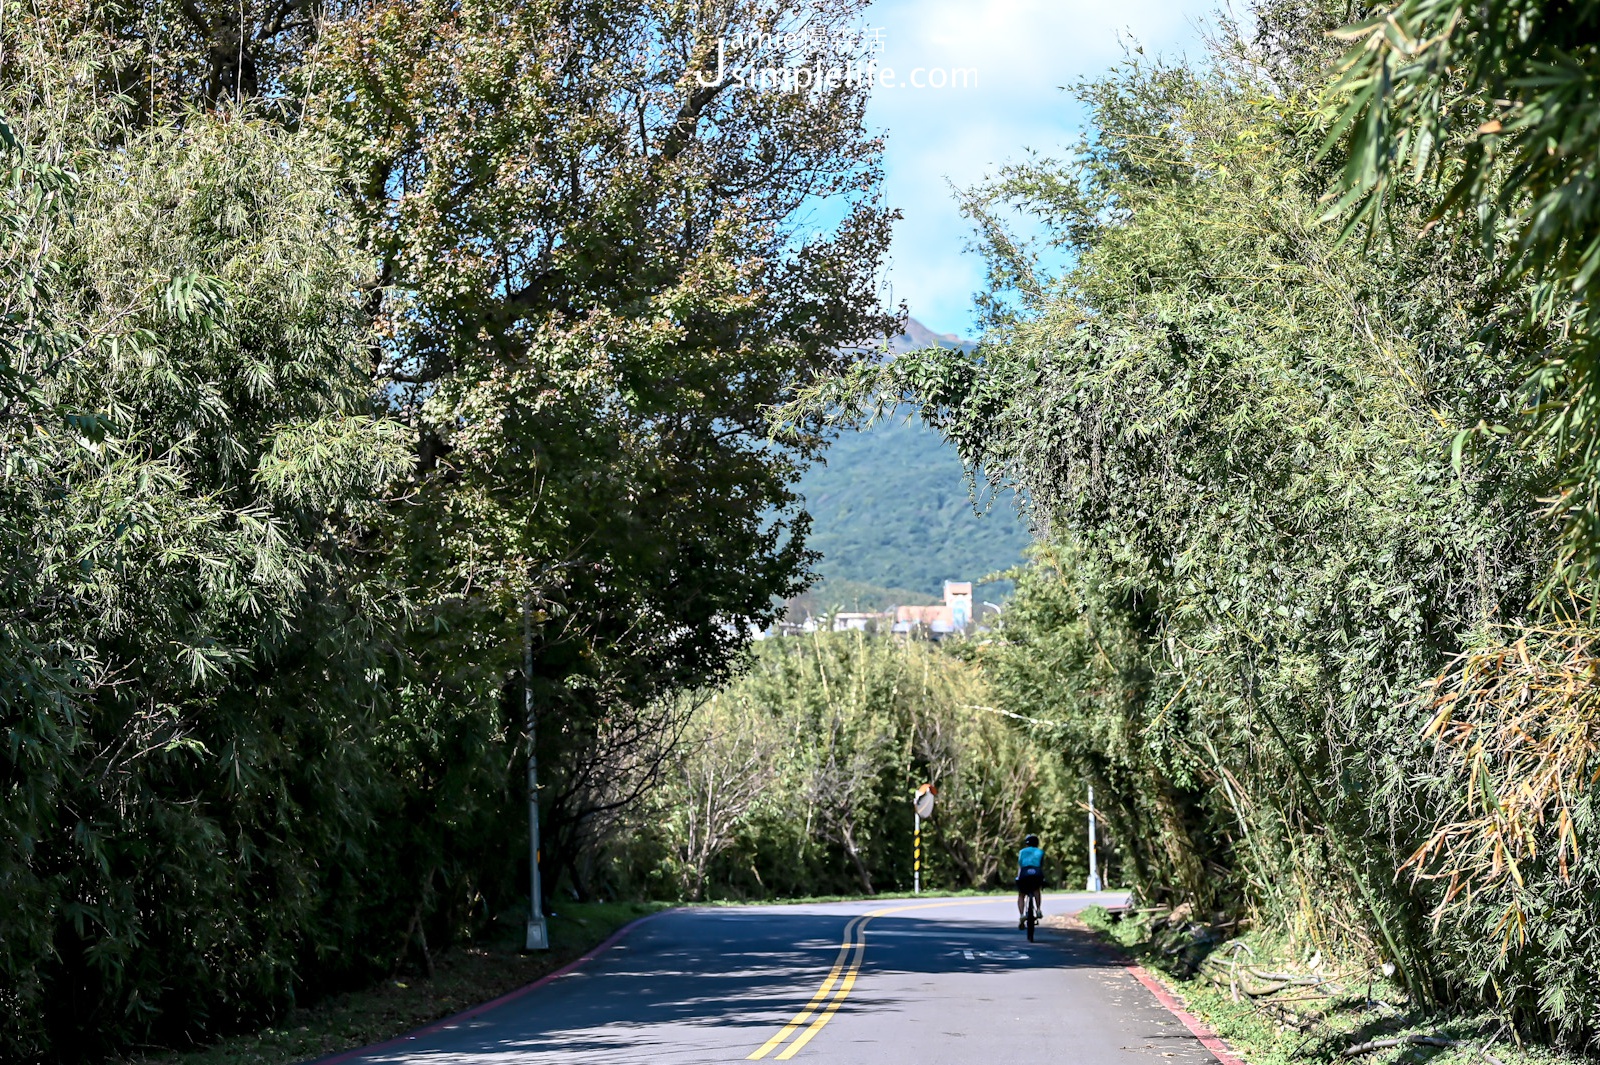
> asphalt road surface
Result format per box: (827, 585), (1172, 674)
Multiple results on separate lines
(323, 893), (1224, 1065)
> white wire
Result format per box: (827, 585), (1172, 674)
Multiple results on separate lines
(961, 703), (1066, 730)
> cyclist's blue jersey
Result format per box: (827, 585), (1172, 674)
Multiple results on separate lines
(1018, 846), (1044, 873)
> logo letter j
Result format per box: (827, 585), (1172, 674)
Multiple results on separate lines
(693, 37), (727, 87)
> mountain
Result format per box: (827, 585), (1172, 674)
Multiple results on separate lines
(890, 318), (977, 354)
(792, 319), (1031, 606)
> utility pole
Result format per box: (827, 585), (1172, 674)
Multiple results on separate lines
(1086, 784), (1102, 892)
(524, 601), (549, 950)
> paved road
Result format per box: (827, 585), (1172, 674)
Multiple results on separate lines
(325, 894), (1223, 1065)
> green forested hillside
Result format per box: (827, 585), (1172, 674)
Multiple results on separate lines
(796, 409), (1031, 601)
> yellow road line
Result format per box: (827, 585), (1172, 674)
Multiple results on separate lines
(749, 897), (1004, 1060)
(746, 916), (866, 1060)
(774, 932), (866, 1060)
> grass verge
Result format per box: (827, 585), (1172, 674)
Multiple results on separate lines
(119, 901), (671, 1065)
(1077, 905), (1580, 1065)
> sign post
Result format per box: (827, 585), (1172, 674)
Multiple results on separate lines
(913, 809), (919, 896)
(1086, 783), (1103, 893)
(913, 784), (937, 895)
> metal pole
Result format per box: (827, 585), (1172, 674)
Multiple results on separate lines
(1086, 784), (1102, 892)
(524, 600), (549, 950)
(913, 812), (921, 895)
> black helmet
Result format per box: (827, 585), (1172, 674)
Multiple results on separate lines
(1024, 834), (1039, 847)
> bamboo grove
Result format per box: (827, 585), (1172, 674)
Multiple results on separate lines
(601, 632), (1079, 903)
(797, 0), (1600, 1049)
(0, 0), (895, 1057)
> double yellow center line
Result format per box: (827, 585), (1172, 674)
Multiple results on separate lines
(745, 913), (869, 1060)
(746, 898), (999, 1060)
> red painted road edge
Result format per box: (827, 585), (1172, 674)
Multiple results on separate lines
(1125, 961), (1250, 1065)
(309, 909), (672, 1065)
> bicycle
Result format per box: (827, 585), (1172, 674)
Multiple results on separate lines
(1021, 890), (1041, 942)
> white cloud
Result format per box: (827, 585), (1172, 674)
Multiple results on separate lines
(862, 0), (1218, 336)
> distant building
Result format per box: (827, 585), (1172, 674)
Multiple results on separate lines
(892, 604), (945, 629)
(764, 578), (997, 640)
(763, 610), (888, 638)
(892, 581), (977, 638)
(945, 581), (973, 628)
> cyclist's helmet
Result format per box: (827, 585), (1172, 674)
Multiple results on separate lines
(1024, 833), (1040, 847)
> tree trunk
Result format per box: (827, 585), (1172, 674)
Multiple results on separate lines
(840, 826), (875, 895)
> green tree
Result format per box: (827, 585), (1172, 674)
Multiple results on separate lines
(1326, 0), (1600, 586)
(309, 0), (896, 894)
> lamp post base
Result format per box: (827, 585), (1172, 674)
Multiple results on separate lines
(525, 916), (549, 951)
(1085, 874), (1103, 892)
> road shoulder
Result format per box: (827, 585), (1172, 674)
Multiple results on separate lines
(1073, 906), (1583, 1065)
(115, 902), (672, 1065)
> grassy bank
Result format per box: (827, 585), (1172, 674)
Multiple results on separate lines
(1077, 906), (1580, 1065)
(119, 902), (671, 1065)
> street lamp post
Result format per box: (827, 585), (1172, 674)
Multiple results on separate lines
(1086, 784), (1103, 892)
(524, 601), (549, 951)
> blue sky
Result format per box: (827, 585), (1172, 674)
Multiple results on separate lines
(861, 0), (1222, 338)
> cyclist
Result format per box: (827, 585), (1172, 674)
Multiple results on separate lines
(1016, 833), (1044, 928)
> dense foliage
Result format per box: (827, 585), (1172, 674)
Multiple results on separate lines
(601, 632), (1080, 902)
(0, 95), (411, 1056)
(795, 1), (1600, 1048)
(1328, 0), (1600, 584)
(0, 0), (895, 1058)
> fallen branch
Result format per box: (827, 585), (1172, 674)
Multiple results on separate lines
(1342, 1034), (1505, 1065)
(1237, 973), (1336, 998)
(1248, 969), (1329, 984)
(1344, 1034), (1455, 1056)
(1239, 980), (1292, 997)
(1257, 1000), (1319, 1032)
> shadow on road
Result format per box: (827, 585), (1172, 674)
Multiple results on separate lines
(349, 904), (1137, 1064)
